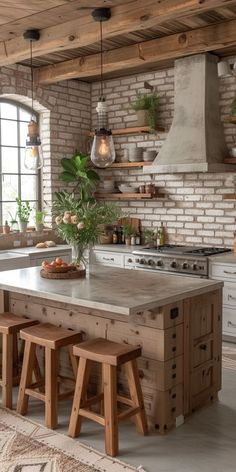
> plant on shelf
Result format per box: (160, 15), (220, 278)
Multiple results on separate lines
(123, 223), (133, 245)
(53, 153), (122, 270)
(230, 97), (236, 117)
(8, 211), (19, 232)
(16, 197), (32, 233)
(129, 92), (160, 130)
(35, 210), (46, 231)
(143, 228), (160, 247)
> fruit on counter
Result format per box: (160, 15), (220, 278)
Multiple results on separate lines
(41, 257), (71, 269)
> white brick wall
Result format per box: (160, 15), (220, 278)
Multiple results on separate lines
(91, 64), (236, 247)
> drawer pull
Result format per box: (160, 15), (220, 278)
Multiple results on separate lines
(103, 257), (114, 261)
(171, 407), (176, 413)
(172, 373), (176, 379)
(224, 270), (236, 275)
(172, 364), (176, 370)
(170, 307), (179, 319)
(172, 346), (176, 352)
(228, 321), (236, 329)
(172, 333), (176, 339)
(172, 393), (176, 399)
(199, 344), (207, 351)
(228, 294), (236, 301)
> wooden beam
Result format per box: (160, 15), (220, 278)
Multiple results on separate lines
(36, 18), (236, 84)
(1, 0), (236, 66)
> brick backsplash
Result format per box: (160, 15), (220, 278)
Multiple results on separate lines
(1, 60), (236, 247)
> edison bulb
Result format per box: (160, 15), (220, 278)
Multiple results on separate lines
(90, 133), (115, 168)
(24, 144), (43, 170)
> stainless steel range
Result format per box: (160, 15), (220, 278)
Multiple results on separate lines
(132, 245), (231, 278)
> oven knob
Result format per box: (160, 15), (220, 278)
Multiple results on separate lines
(182, 262), (189, 269)
(192, 263), (199, 271)
(148, 259), (155, 266)
(140, 258), (147, 265)
(135, 258), (140, 263)
(157, 259), (163, 267)
(128, 258), (133, 263)
(171, 261), (178, 268)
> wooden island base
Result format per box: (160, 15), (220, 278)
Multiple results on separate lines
(7, 288), (222, 434)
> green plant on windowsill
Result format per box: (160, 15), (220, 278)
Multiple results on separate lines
(230, 97), (236, 117)
(129, 92), (160, 130)
(16, 197), (32, 233)
(35, 210), (46, 231)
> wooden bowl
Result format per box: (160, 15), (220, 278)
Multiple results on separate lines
(43, 265), (76, 274)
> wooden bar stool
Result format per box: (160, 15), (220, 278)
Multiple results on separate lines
(16, 322), (82, 429)
(0, 312), (39, 409)
(68, 338), (148, 457)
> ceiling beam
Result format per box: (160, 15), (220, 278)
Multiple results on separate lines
(35, 18), (236, 84)
(1, 0), (236, 66)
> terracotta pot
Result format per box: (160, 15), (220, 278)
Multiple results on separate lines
(125, 237), (131, 245)
(136, 109), (149, 126)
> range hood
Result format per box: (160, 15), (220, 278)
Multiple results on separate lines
(145, 53), (233, 174)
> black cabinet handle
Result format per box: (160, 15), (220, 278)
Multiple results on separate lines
(200, 344), (207, 350)
(172, 333), (176, 339)
(172, 364), (176, 370)
(172, 373), (176, 379)
(172, 346), (176, 352)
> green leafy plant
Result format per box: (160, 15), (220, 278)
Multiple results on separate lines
(123, 223), (133, 237)
(59, 152), (100, 201)
(129, 92), (160, 130)
(143, 228), (160, 245)
(16, 198), (32, 222)
(35, 210), (45, 225)
(230, 97), (236, 117)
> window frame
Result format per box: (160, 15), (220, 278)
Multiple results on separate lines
(0, 98), (42, 225)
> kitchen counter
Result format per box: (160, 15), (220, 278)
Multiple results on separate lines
(0, 265), (223, 316)
(8, 244), (71, 256)
(209, 251), (236, 264)
(0, 265), (223, 433)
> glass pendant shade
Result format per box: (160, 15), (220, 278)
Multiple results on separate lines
(91, 130), (115, 168)
(24, 120), (43, 170)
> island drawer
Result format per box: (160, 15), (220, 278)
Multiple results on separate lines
(137, 355), (183, 391)
(91, 250), (124, 267)
(222, 307), (236, 336)
(223, 283), (236, 307)
(211, 263), (236, 281)
(131, 300), (183, 329)
(192, 337), (213, 369)
(107, 320), (183, 361)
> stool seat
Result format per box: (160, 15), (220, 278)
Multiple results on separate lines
(20, 322), (81, 349)
(73, 338), (141, 366)
(0, 312), (38, 334)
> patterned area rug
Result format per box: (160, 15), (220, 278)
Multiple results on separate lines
(0, 408), (141, 472)
(222, 345), (236, 371)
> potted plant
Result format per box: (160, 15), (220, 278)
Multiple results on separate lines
(123, 223), (133, 245)
(143, 228), (160, 247)
(129, 92), (160, 130)
(35, 210), (45, 231)
(230, 97), (236, 117)
(16, 197), (32, 232)
(8, 212), (19, 232)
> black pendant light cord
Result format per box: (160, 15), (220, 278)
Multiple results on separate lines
(30, 39), (34, 119)
(100, 20), (104, 100)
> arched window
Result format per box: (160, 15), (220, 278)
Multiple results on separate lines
(0, 100), (41, 226)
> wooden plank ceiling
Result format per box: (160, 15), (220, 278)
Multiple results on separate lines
(1, 1), (236, 83)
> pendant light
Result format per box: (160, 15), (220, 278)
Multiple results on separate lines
(23, 29), (43, 171)
(90, 8), (115, 168)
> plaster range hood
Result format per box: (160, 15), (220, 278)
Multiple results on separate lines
(145, 53), (234, 174)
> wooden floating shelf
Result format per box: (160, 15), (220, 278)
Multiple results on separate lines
(224, 158), (236, 164)
(224, 116), (236, 124)
(110, 161), (151, 168)
(223, 194), (236, 200)
(88, 125), (165, 137)
(95, 192), (165, 200)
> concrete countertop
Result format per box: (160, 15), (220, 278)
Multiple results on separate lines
(209, 252), (236, 265)
(8, 244), (71, 256)
(93, 244), (145, 253)
(0, 265), (223, 316)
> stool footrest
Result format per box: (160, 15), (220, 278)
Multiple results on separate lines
(79, 408), (105, 426)
(25, 388), (45, 402)
(117, 395), (133, 407)
(82, 393), (103, 408)
(118, 406), (140, 422)
(58, 390), (74, 401)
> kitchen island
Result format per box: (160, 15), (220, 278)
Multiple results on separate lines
(0, 266), (223, 433)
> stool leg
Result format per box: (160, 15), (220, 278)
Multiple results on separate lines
(2, 333), (13, 408)
(68, 358), (91, 438)
(125, 359), (148, 435)
(103, 364), (118, 457)
(45, 347), (58, 429)
(68, 345), (78, 379)
(17, 341), (36, 415)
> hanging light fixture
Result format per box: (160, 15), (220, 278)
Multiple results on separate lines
(23, 29), (43, 171)
(90, 8), (115, 168)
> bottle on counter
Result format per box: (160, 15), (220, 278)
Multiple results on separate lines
(135, 232), (141, 245)
(3, 220), (10, 234)
(117, 226), (123, 245)
(131, 234), (136, 246)
(159, 222), (165, 246)
(112, 226), (118, 244)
